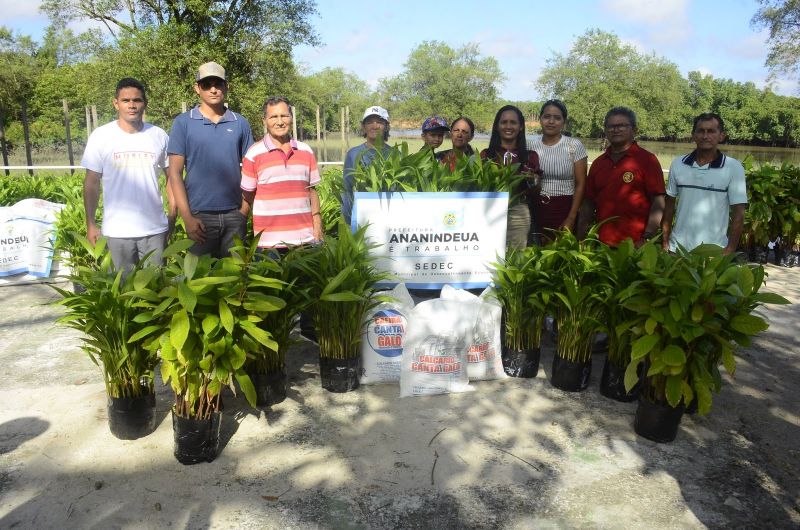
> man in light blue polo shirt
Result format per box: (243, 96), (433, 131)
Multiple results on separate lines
(167, 61), (255, 257)
(661, 113), (747, 255)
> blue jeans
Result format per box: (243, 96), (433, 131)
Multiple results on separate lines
(190, 209), (247, 258)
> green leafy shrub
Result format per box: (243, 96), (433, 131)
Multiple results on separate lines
(620, 243), (790, 414)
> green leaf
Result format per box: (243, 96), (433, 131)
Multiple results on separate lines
(243, 295), (286, 313)
(170, 310), (190, 351)
(189, 276), (240, 286)
(721, 348), (736, 376)
(132, 311), (155, 323)
(730, 314), (769, 335)
(665, 375), (684, 407)
(160, 337), (176, 361)
(669, 299), (682, 322)
(230, 344), (247, 370)
(737, 266), (754, 296)
(199, 354), (212, 372)
(183, 252), (198, 280)
(690, 304), (703, 322)
(162, 238), (194, 259)
(631, 335), (659, 360)
(647, 358), (666, 376)
(321, 265), (355, 297)
(624, 359), (641, 392)
(752, 292), (791, 305)
(645, 318), (657, 335)
(638, 243), (657, 272)
(127, 325), (161, 343)
(160, 360), (174, 385)
(178, 281), (197, 313)
(133, 267), (157, 290)
(219, 300), (234, 333)
(240, 321), (278, 352)
(321, 292), (364, 302)
(202, 314), (220, 335)
(661, 345), (687, 367)
(235, 371), (257, 408)
(695, 384), (713, 415)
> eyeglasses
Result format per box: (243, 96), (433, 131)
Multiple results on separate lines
(605, 123), (632, 131)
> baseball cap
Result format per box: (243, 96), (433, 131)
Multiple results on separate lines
(196, 62), (226, 81)
(362, 105), (389, 122)
(422, 116), (449, 132)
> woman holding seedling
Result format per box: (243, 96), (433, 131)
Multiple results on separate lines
(529, 99), (587, 241)
(481, 105), (542, 249)
(436, 116), (476, 170)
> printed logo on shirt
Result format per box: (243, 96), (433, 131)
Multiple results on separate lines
(112, 151), (157, 169)
(227, 128), (234, 132)
(622, 171), (634, 183)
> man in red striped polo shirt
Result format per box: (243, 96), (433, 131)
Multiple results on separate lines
(241, 97), (323, 248)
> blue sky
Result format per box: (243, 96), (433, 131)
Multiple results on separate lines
(3, 0), (795, 100)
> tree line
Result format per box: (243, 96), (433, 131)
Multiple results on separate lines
(1, 1), (799, 153)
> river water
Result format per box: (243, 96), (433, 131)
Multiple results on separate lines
(309, 130), (799, 166)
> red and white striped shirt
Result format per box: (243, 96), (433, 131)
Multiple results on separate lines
(241, 136), (320, 248)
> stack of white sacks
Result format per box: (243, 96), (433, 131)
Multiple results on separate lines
(360, 283), (506, 397)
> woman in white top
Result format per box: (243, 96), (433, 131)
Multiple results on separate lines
(529, 99), (587, 241)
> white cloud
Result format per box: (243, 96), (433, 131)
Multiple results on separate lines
(766, 78), (799, 96)
(0, 0), (42, 18)
(601, 0), (689, 24)
(692, 66), (714, 77)
(471, 31), (537, 60)
(724, 31), (770, 61)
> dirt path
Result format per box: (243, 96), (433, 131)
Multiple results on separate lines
(0, 266), (798, 529)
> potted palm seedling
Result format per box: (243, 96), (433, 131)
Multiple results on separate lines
(241, 241), (307, 407)
(620, 243), (790, 442)
(297, 221), (390, 392)
(597, 239), (640, 402)
(544, 228), (609, 392)
(490, 245), (552, 377)
(52, 238), (163, 439)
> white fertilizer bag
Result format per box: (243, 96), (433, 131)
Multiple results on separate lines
(400, 298), (474, 397)
(439, 285), (506, 381)
(360, 283), (415, 385)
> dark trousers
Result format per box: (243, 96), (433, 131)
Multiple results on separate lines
(190, 209), (247, 258)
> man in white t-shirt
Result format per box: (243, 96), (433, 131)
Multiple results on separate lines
(81, 78), (174, 270)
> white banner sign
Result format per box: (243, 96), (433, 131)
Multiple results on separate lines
(0, 198), (63, 278)
(353, 192), (508, 289)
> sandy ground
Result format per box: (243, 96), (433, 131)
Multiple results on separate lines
(0, 266), (798, 530)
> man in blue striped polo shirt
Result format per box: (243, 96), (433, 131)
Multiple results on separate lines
(661, 113), (747, 255)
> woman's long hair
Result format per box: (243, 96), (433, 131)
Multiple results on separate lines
(486, 105), (528, 161)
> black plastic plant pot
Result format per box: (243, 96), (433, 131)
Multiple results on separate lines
(550, 353), (591, 392)
(599, 358), (639, 402)
(107, 390), (157, 440)
(172, 410), (222, 465)
(319, 355), (360, 393)
(250, 368), (287, 407)
(634, 396), (685, 443)
(501, 345), (540, 378)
